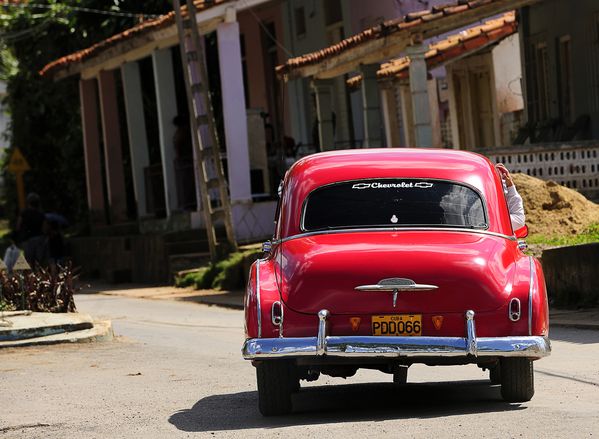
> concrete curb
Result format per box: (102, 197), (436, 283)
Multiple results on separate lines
(0, 320), (113, 349)
(550, 322), (599, 331)
(0, 313), (94, 342)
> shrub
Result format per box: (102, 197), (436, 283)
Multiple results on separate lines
(175, 248), (262, 291)
(0, 264), (79, 312)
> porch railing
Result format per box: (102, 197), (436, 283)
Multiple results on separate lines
(475, 140), (599, 200)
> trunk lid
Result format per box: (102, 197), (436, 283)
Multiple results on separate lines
(278, 231), (515, 315)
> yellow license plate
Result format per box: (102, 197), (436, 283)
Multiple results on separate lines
(372, 314), (422, 336)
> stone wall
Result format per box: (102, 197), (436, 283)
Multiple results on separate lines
(542, 243), (599, 307)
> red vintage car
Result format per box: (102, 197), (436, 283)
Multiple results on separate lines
(242, 149), (550, 416)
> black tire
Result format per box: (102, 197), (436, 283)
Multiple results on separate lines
(500, 358), (534, 402)
(256, 360), (298, 416)
(393, 366), (409, 385)
(489, 364), (501, 385)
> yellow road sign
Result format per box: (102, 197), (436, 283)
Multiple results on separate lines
(7, 148), (31, 174)
(13, 251), (31, 271)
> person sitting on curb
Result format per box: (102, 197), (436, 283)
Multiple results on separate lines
(496, 163), (526, 232)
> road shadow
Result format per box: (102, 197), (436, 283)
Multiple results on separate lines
(549, 327), (599, 345)
(169, 380), (524, 432)
(176, 291), (243, 310)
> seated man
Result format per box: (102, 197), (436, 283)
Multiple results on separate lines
(496, 164), (525, 232)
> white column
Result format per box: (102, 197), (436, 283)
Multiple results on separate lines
(152, 48), (178, 216)
(360, 64), (383, 148)
(217, 20), (252, 202)
(407, 44), (433, 147)
(121, 61), (150, 217)
(380, 85), (401, 148)
(311, 79), (335, 151)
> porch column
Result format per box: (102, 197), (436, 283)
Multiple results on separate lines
(217, 19), (252, 202)
(380, 83), (402, 147)
(97, 70), (128, 223)
(360, 64), (383, 148)
(311, 79), (335, 151)
(152, 48), (178, 216)
(406, 43), (433, 147)
(79, 78), (106, 224)
(121, 61), (150, 217)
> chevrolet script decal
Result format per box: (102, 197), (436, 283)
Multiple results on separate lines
(352, 182), (434, 190)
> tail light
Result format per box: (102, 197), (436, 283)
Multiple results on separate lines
(509, 298), (521, 322)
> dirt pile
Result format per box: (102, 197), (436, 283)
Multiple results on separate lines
(512, 173), (599, 236)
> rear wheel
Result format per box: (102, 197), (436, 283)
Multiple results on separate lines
(393, 366), (409, 385)
(256, 360), (298, 416)
(500, 358), (534, 402)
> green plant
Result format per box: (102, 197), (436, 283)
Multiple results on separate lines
(0, 298), (15, 311)
(0, 263), (80, 312)
(175, 248), (262, 291)
(528, 223), (599, 247)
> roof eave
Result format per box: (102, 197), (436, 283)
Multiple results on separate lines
(43, 0), (273, 80)
(279, 0), (540, 81)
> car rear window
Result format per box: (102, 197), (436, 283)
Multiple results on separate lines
(302, 179), (487, 231)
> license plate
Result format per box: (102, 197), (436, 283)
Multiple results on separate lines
(372, 314), (422, 336)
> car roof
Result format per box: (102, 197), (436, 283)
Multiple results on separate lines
(280, 148), (513, 237)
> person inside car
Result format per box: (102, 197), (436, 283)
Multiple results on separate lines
(496, 163), (525, 232)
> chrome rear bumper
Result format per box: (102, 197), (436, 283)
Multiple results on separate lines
(242, 309), (551, 360)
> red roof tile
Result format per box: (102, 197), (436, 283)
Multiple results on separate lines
(277, 0), (524, 78)
(39, 0), (231, 78)
(346, 12), (516, 89)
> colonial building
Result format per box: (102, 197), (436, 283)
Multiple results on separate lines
(41, 0), (285, 282)
(278, 0), (599, 200)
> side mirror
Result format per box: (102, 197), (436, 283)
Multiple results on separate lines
(515, 225), (529, 239)
(262, 241), (272, 254)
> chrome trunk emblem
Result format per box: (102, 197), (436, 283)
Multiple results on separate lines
(355, 278), (438, 308)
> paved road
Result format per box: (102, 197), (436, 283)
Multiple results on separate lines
(1, 294), (598, 438)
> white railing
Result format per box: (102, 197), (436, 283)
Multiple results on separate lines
(475, 141), (599, 199)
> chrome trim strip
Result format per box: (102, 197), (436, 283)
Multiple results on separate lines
(242, 335), (551, 360)
(275, 228), (517, 245)
(465, 310), (477, 356)
(317, 310), (330, 356)
(528, 257), (535, 336)
(256, 260), (262, 339)
(355, 284), (438, 292)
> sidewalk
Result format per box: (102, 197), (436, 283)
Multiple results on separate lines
(3, 282), (596, 349)
(81, 283), (244, 309)
(0, 310), (113, 349)
(549, 308), (599, 330)
(83, 282), (598, 330)
(82, 283), (599, 330)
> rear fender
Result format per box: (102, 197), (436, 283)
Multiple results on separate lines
(507, 256), (549, 337)
(244, 259), (281, 339)
(530, 258), (550, 336)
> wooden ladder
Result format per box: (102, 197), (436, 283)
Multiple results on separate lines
(173, 0), (238, 261)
